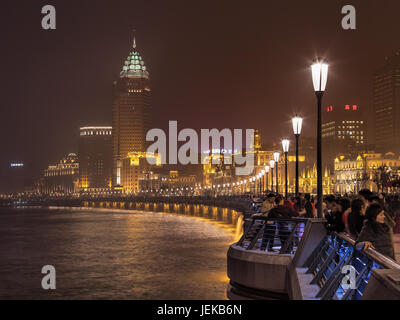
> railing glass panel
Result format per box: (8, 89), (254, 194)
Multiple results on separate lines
(237, 217), (308, 255)
(305, 232), (400, 300)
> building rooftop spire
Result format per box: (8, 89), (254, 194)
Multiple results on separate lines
(120, 32), (149, 79)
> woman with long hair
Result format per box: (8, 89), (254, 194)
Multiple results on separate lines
(356, 203), (395, 260)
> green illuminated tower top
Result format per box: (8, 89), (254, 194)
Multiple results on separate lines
(120, 35), (149, 79)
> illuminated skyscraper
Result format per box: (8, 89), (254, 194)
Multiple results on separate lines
(374, 53), (400, 153)
(112, 36), (151, 188)
(322, 104), (366, 170)
(79, 127), (112, 191)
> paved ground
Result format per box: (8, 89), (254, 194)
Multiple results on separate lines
(394, 234), (400, 262)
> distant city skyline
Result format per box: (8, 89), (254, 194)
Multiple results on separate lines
(2, 0), (400, 187)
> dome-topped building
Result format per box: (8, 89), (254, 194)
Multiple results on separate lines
(120, 37), (149, 79)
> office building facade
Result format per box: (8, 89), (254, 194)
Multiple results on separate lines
(79, 126), (112, 191)
(374, 54), (400, 153)
(322, 104), (366, 170)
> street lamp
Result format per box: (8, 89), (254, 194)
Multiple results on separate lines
(256, 175), (259, 196)
(269, 160), (275, 192)
(311, 58), (328, 218)
(261, 170), (265, 196)
(273, 152), (280, 194)
(282, 139), (290, 199)
(264, 165), (269, 193)
(292, 115), (303, 197)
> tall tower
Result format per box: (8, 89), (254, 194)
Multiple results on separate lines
(373, 53), (400, 153)
(112, 35), (151, 188)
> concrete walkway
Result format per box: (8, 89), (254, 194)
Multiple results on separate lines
(394, 234), (400, 263)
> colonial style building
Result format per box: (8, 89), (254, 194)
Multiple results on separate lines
(140, 170), (197, 195)
(121, 152), (161, 193)
(298, 165), (334, 195)
(39, 153), (79, 194)
(334, 152), (400, 194)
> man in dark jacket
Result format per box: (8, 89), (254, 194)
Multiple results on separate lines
(324, 196), (345, 233)
(268, 195), (297, 253)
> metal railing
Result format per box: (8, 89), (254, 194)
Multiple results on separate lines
(236, 216), (308, 254)
(304, 232), (400, 300)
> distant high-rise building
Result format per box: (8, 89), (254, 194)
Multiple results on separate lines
(322, 104), (366, 170)
(373, 54), (400, 153)
(3, 162), (26, 194)
(79, 127), (112, 191)
(112, 36), (151, 188)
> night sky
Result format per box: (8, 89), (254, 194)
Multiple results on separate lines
(1, 0), (400, 183)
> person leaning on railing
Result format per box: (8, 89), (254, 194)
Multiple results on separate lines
(355, 203), (396, 261)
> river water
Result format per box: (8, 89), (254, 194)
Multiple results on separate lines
(0, 207), (237, 300)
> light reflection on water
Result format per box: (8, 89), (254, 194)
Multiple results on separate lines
(0, 207), (236, 300)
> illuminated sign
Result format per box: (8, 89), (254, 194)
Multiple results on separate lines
(10, 163), (24, 167)
(344, 104), (358, 111)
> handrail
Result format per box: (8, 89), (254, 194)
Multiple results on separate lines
(13, 195), (257, 214)
(335, 232), (400, 270)
(236, 216), (308, 254)
(246, 215), (311, 223)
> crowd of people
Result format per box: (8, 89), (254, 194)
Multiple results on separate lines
(250, 189), (400, 261)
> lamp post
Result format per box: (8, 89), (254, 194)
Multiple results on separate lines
(273, 152), (280, 194)
(269, 160), (275, 192)
(292, 115), (303, 197)
(311, 58), (328, 218)
(256, 176), (259, 196)
(261, 170), (265, 196)
(282, 139), (290, 199)
(265, 165), (269, 193)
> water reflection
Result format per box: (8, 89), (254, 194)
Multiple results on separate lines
(0, 207), (236, 300)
